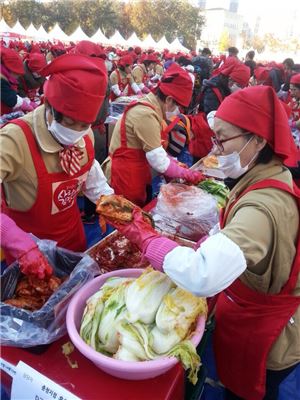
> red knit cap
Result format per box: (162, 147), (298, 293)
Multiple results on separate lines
(28, 53), (47, 72)
(144, 53), (159, 63)
(290, 73), (300, 85)
(254, 66), (270, 82)
(159, 63), (193, 107)
(215, 86), (298, 166)
(74, 40), (102, 57)
(118, 54), (133, 67)
(1, 46), (24, 74)
(228, 63), (250, 87)
(41, 54), (108, 123)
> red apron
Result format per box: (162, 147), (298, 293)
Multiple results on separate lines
(110, 69), (134, 101)
(2, 119), (94, 252)
(214, 179), (300, 400)
(111, 101), (156, 207)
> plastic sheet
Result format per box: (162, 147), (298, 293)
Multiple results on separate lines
(0, 240), (99, 347)
(153, 183), (219, 242)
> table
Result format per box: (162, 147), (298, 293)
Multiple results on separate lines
(1, 335), (184, 400)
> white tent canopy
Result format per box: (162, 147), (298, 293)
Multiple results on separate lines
(169, 37), (189, 53)
(68, 26), (90, 42)
(109, 30), (126, 47)
(141, 34), (157, 49)
(11, 19), (27, 36)
(156, 35), (170, 51)
(36, 25), (49, 41)
(26, 22), (38, 38)
(0, 18), (12, 33)
(126, 32), (142, 47)
(47, 23), (69, 42)
(90, 28), (109, 44)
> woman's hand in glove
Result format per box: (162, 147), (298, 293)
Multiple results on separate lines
(111, 208), (159, 252)
(164, 158), (204, 184)
(19, 247), (53, 279)
(1, 214), (53, 279)
(111, 209), (179, 270)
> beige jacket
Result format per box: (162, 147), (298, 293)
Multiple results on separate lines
(222, 157), (300, 370)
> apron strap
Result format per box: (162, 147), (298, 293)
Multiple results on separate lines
(162, 116), (181, 138)
(211, 87), (224, 104)
(120, 101), (156, 148)
(8, 119), (48, 178)
(83, 134), (95, 162)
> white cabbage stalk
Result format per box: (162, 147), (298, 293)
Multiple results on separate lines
(98, 283), (130, 354)
(116, 320), (156, 360)
(167, 340), (201, 385)
(89, 299), (105, 350)
(150, 325), (182, 354)
(125, 268), (173, 324)
(114, 345), (140, 361)
(155, 287), (207, 338)
(80, 290), (105, 344)
(80, 278), (131, 344)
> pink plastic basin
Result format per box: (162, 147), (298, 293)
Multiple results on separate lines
(66, 268), (206, 380)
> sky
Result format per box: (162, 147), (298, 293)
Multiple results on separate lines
(234, 0), (299, 37)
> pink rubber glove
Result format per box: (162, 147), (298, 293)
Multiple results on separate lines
(142, 86), (151, 94)
(29, 100), (38, 109)
(20, 100), (34, 112)
(164, 158), (204, 184)
(0, 214), (53, 279)
(110, 209), (178, 270)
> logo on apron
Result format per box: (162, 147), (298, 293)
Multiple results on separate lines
(51, 172), (88, 214)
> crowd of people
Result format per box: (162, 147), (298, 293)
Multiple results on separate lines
(1, 37), (300, 400)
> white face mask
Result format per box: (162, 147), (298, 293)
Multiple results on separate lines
(229, 83), (242, 93)
(32, 72), (41, 79)
(204, 136), (257, 179)
(46, 110), (90, 146)
(166, 106), (180, 120)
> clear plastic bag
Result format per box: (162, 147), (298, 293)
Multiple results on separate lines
(152, 183), (219, 242)
(0, 240), (100, 347)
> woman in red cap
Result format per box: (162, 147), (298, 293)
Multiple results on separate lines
(109, 54), (141, 100)
(102, 63), (203, 206)
(17, 52), (47, 101)
(199, 61), (251, 115)
(0, 54), (113, 264)
(109, 86), (300, 399)
(132, 53), (159, 94)
(1, 47), (36, 116)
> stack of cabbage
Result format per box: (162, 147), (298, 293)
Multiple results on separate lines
(80, 268), (207, 384)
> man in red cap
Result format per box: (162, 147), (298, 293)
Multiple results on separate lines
(1, 47), (36, 115)
(109, 54), (141, 100)
(102, 63), (203, 206)
(0, 54), (113, 265)
(110, 85), (300, 399)
(17, 52), (47, 100)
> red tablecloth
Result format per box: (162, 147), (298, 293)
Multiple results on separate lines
(1, 335), (184, 400)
